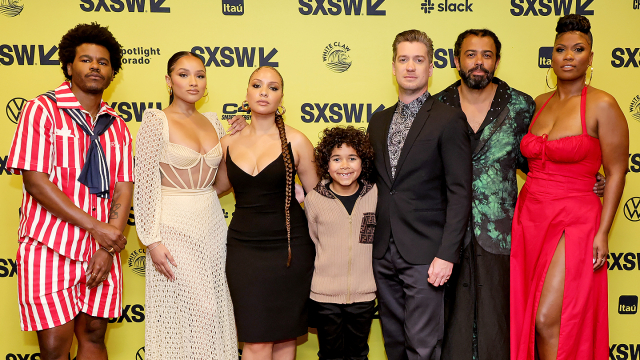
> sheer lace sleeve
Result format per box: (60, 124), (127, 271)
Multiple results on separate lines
(204, 112), (226, 141)
(134, 109), (165, 246)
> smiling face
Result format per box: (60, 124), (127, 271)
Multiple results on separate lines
(246, 67), (283, 116)
(552, 31), (593, 83)
(165, 55), (207, 104)
(66, 43), (114, 95)
(455, 35), (500, 90)
(328, 144), (362, 195)
(392, 41), (433, 98)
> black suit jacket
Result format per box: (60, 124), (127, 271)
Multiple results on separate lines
(368, 96), (472, 265)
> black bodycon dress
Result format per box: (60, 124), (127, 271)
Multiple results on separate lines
(225, 144), (315, 343)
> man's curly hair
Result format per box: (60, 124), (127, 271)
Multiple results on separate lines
(58, 22), (123, 81)
(315, 126), (375, 183)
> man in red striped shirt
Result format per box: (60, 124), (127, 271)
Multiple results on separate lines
(7, 23), (133, 360)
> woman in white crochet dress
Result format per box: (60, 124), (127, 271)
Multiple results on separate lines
(134, 51), (244, 359)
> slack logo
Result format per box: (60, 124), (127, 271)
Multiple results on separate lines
(619, 295), (638, 314)
(222, 0), (243, 15)
(420, 0), (473, 14)
(611, 48), (640, 68)
(538, 47), (553, 68)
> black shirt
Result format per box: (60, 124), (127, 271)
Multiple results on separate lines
(435, 77), (512, 152)
(325, 181), (363, 215)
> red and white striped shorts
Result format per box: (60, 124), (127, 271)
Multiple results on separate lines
(16, 237), (123, 331)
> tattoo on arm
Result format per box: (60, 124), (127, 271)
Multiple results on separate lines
(109, 203), (121, 220)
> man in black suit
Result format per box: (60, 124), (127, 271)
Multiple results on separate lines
(367, 29), (472, 360)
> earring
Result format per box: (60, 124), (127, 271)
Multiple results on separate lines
(167, 86), (173, 95)
(276, 105), (286, 116)
(241, 100), (250, 111)
(545, 67), (557, 89)
(203, 88), (209, 100)
(585, 66), (593, 87)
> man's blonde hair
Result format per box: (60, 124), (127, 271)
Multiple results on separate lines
(392, 29), (434, 63)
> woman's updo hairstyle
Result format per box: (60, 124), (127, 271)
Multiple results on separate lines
(555, 14), (593, 46)
(166, 51), (205, 104)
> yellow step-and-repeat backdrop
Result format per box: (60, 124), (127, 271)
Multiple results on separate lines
(1, 0), (639, 359)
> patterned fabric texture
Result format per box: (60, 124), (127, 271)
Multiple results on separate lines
(435, 78), (535, 255)
(134, 109), (237, 359)
(387, 91), (429, 178)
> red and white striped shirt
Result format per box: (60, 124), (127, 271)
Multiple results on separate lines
(7, 82), (134, 261)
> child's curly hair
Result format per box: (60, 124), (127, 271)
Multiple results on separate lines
(315, 126), (375, 182)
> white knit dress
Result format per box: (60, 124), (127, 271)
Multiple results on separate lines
(134, 109), (237, 360)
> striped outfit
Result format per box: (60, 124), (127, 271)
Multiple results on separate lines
(7, 82), (134, 331)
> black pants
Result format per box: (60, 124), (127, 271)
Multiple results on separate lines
(373, 239), (445, 360)
(311, 299), (376, 360)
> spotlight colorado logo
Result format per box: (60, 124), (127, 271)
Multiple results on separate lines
(323, 42), (351, 73)
(121, 47), (161, 65)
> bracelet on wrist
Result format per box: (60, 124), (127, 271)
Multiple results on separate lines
(99, 247), (115, 258)
(147, 242), (162, 253)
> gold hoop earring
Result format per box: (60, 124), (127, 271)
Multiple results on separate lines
(168, 86), (173, 95)
(585, 66), (593, 87)
(241, 100), (250, 111)
(545, 67), (557, 89)
(276, 105), (286, 116)
(203, 88), (209, 99)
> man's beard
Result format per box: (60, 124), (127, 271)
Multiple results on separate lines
(459, 64), (494, 90)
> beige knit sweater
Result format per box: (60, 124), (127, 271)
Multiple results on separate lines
(305, 179), (378, 304)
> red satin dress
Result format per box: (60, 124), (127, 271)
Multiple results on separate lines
(511, 86), (608, 360)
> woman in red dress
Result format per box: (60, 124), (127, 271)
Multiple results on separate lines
(511, 14), (629, 360)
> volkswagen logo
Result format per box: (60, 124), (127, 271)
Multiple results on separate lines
(624, 197), (640, 222)
(6, 97), (27, 124)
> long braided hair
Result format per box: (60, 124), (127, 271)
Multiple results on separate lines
(249, 66), (293, 266)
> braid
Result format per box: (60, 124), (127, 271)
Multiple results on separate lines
(275, 114), (293, 266)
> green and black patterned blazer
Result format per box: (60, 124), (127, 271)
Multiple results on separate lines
(435, 78), (535, 255)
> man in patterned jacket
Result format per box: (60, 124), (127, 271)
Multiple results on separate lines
(436, 29), (605, 360)
(7, 23), (133, 359)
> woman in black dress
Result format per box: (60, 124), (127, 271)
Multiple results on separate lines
(213, 66), (318, 359)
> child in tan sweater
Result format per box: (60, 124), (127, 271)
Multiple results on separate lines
(305, 126), (378, 360)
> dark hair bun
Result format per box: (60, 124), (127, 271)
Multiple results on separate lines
(556, 14), (591, 35)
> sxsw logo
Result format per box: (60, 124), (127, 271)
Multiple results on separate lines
(5, 355), (40, 360)
(610, 344), (640, 360)
(222, 0), (243, 15)
(222, 103), (251, 121)
(0, 45), (58, 66)
(191, 46), (278, 68)
(619, 295), (638, 314)
(0, 155), (12, 175)
(108, 304), (145, 323)
(299, 0), (386, 15)
(79, 0), (170, 12)
(0, 258), (17, 277)
(630, 153), (640, 173)
(635, 0), (640, 9)
(108, 101), (163, 122)
(301, 103), (384, 123)
(538, 47), (553, 68)
(607, 253), (640, 271)
(611, 48), (640, 68)
(510, 0), (594, 16)
(624, 197), (640, 222)
(420, 0), (473, 14)
(433, 48), (457, 69)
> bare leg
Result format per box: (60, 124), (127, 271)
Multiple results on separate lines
(74, 313), (109, 360)
(242, 342), (274, 360)
(273, 339), (296, 360)
(535, 234), (566, 360)
(37, 320), (75, 360)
